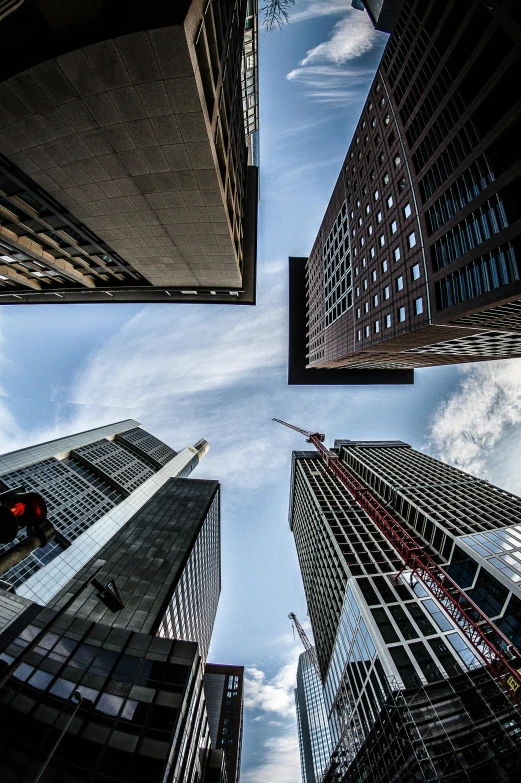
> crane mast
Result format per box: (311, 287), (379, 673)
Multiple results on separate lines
(275, 418), (521, 705)
(289, 612), (322, 682)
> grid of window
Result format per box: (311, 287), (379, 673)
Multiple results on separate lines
(323, 202), (352, 327)
(0, 457), (122, 588)
(436, 244), (519, 310)
(296, 649), (334, 782)
(74, 439), (155, 493)
(158, 493), (220, 664)
(117, 427), (177, 467)
(406, 330), (521, 359)
(426, 155), (496, 231)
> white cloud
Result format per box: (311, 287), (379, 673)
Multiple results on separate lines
(428, 359), (521, 481)
(300, 12), (381, 66)
(290, 0), (353, 23)
(241, 732), (301, 783)
(244, 652), (300, 719)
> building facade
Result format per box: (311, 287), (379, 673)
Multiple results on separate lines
(0, 422), (234, 782)
(295, 648), (334, 783)
(289, 440), (521, 781)
(204, 663), (244, 782)
(0, 419), (207, 598)
(0, 0), (258, 305)
(302, 0), (521, 374)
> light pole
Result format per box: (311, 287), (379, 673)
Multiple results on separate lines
(0, 564), (124, 690)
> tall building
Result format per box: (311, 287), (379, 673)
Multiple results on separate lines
(204, 663), (244, 782)
(0, 0), (258, 305)
(295, 0), (521, 377)
(0, 421), (240, 782)
(289, 439), (521, 781)
(294, 649), (334, 783)
(0, 419), (207, 598)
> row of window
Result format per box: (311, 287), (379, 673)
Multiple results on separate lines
(432, 196), (509, 270)
(436, 244), (519, 310)
(426, 155), (496, 233)
(356, 300), (424, 340)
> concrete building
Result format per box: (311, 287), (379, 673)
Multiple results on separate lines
(295, 649), (334, 783)
(0, 421), (234, 782)
(288, 439), (521, 781)
(204, 663), (244, 782)
(0, 0), (258, 305)
(296, 0), (521, 379)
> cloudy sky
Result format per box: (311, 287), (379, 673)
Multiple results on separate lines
(2, 2), (521, 780)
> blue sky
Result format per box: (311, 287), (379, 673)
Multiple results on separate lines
(1, 2), (521, 780)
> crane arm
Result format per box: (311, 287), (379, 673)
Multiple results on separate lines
(289, 612), (323, 683)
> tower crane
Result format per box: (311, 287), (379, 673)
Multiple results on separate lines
(289, 612), (322, 682)
(274, 418), (521, 705)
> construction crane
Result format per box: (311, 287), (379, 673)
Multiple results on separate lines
(274, 418), (521, 705)
(289, 612), (322, 682)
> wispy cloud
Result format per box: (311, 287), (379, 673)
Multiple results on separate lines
(428, 359), (521, 481)
(287, 9), (386, 103)
(290, 0), (355, 23)
(241, 733), (301, 783)
(301, 12), (382, 66)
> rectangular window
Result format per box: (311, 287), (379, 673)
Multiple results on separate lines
(374, 320), (380, 333)
(356, 308), (361, 318)
(374, 190), (379, 201)
(357, 330), (361, 341)
(408, 231), (417, 248)
(371, 608), (399, 643)
(377, 211), (383, 223)
(370, 246), (375, 258)
(387, 195), (393, 208)
(396, 276), (404, 291)
(385, 314), (391, 328)
(412, 263), (420, 280)
(384, 286), (390, 299)
(372, 270), (377, 282)
(414, 297), (423, 314)
(391, 220), (397, 234)
(394, 247), (401, 262)
(404, 203), (412, 219)
(373, 294), (379, 306)
(364, 302), (369, 313)
(365, 326), (370, 337)
(379, 234), (385, 247)
(363, 279), (368, 290)
(399, 306), (406, 322)
(382, 259), (388, 272)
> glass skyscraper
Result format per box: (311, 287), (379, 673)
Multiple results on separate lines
(289, 439), (521, 782)
(0, 420), (240, 782)
(294, 648), (334, 783)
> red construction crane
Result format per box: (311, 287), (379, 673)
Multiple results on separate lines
(289, 612), (323, 682)
(274, 418), (521, 705)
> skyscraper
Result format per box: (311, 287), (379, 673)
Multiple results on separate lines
(294, 649), (334, 783)
(204, 663), (244, 782)
(289, 439), (521, 781)
(0, 0), (258, 305)
(294, 0), (521, 377)
(0, 421), (240, 782)
(0, 419), (207, 598)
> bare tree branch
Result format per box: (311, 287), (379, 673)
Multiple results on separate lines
(261, 0), (296, 31)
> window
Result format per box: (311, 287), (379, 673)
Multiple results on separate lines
(365, 326), (370, 337)
(384, 285), (390, 299)
(366, 204), (370, 215)
(384, 112), (390, 124)
(412, 263), (420, 280)
(350, 210), (354, 219)
(415, 297), (423, 314)
(351, 228), (356, 238)
(385, 314), (391, 328)
(394, 247), (401, 262)
(382, 259), (388, 272)
(362, 257), (367, 268)
(374, 190), (379, 201)
(356, 286), (360, 296)
(379, 234), (385, 247)
(383, 172), (390, 185)
(364, 302), (369, 313)
(391, 220), (397, 234)
(377, 211), (382, 223)
(356, 200), (361, 208)
(408, 231), (417, 248)
(357, 330), (361, 340)
(399, 306), (406, 322)
(397, 276), (404, 291)
(387, 195), (394, 209)
(404, 203), (412, 219)
(355, 266), (359, 276)
(360, 236), (365, 246)
(368, 224), (373, 235)
(363, 279), (368, 290)
(373, 294), (379, 306)
(358, 216), (363, 226)
(356, 308), (361, 318)
(371, 270), (377, 282)
(374, 320), (380, 333)
(371, 117), (376, 128)
(394, 155), (401, 168)
(370, 246), (375, 258)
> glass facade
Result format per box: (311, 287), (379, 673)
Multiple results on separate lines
(295, 649), (334, 782)
(289, 439), (521, 781)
